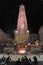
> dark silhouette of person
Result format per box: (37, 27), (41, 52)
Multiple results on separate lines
(6, 55), (11, 65)
(33, 56), (38, 65)
(1, 55), (6, 61)
(21, 55), (29, 65)
(21, 57), (24, 61)
(16, 58), (21, 65)
(29, 58), (32, 65)
(0, 55), (6, 65)
(24, 55), (28, 62)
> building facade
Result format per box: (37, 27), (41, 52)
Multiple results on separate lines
(15, 5), (30, 44)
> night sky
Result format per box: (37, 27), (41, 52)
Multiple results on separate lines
(0, 0), (43, 35)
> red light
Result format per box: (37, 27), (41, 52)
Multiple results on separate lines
(21, 45), (24, 47)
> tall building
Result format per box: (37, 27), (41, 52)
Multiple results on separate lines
(15, 5), (30, 44)
(39, 26), (43, 42)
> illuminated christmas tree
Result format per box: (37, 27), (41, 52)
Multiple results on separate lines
(17, 5), (28, 33)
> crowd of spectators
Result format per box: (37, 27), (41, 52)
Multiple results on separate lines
(0, 55), (38, 65)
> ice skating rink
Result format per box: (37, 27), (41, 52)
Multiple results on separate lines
(0, 54), (43, 61)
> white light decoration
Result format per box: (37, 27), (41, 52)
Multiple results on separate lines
(15, 30), (18, 33)
(28, 43), (31, 46)
(14, 42), (17, 46)
(27, 30), (29, 33)
(7, 43), (9, 46)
